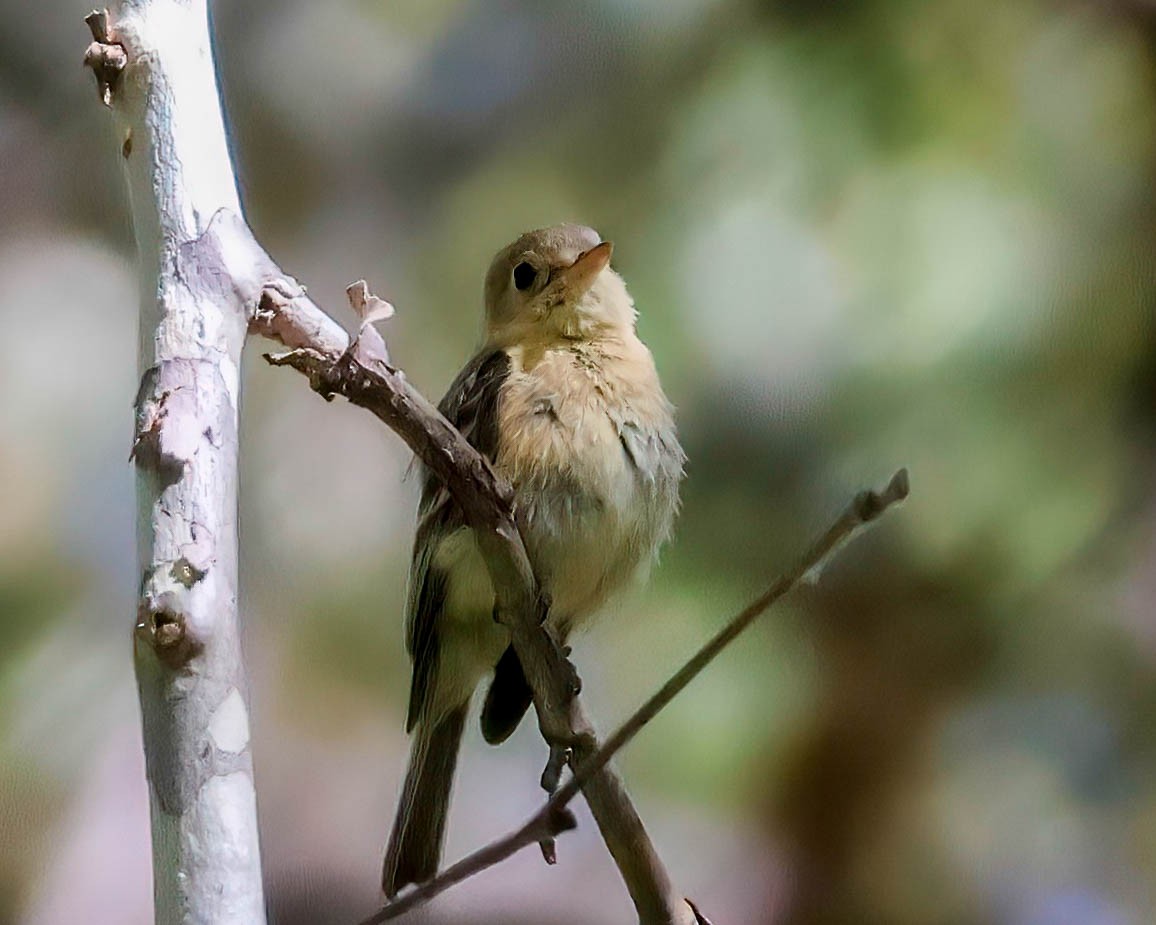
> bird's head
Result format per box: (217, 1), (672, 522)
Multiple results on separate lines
(483, 223), (636, 345)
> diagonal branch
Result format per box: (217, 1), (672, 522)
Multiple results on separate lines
(359, 801), (578, 924)
(358, 469), (909, 923)
(260, 287), (695, 923)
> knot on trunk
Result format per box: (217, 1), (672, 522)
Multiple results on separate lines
(136, 559), (209, 669)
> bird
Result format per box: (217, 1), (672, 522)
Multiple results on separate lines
(382, 223), (685, 896)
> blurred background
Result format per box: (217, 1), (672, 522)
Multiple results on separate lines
(3, 0), (1156, 922)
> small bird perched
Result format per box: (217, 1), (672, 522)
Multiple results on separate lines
(382, 223), (685, 896)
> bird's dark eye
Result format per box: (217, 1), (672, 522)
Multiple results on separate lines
(512, 262), (537, 291)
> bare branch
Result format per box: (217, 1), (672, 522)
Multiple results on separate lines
(83, 8), (125, 106)
(358, 805), (578, 924)
(554, 469), (910, 807)
(358, 470), (908, 921)
(251, 281), (350, 355)
(260, 287), (696, 923)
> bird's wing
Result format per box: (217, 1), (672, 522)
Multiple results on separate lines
(405, 347), (510, 731)
(613, 401), (686, 490)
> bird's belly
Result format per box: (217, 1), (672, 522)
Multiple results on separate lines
(434, 453), (651, 642)
(427, 479), (641, 711)
(490, 339), (680, 633)
(511, 437), (656, 634)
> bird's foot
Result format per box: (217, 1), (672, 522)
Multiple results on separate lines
(544, 628), (582, 699)
(540, 742), (571, 794)
(537, 741), (572, 865)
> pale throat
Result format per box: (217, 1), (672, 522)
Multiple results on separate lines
(487, 270), (638, 350)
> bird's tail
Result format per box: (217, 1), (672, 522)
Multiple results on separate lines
(381, 704), (468, 897)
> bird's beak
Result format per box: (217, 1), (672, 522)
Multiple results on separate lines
(558, 241), (613, 296)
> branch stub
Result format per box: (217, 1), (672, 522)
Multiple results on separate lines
(83, 10), (125, 107)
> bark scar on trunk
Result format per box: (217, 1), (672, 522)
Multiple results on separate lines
(137, 562), (205, 669)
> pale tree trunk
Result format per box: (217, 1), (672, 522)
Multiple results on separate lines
(100, 1), (267, 921)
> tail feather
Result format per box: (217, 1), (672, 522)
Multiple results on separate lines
(382, 704), (468, 897)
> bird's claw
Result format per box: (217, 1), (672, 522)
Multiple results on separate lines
(540, 743), (571, 794)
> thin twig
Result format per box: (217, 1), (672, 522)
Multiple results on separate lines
(359, 805), (578, 924)
(563, 468), (911, 789)
(359, 469), (909, 921)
